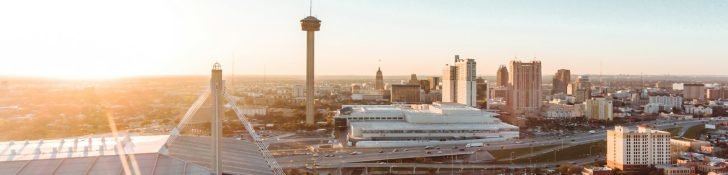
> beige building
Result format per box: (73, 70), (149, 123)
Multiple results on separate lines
(607, 125), (671, 172)
(656, 164), (695, 175)
(496, 65), (508, 87)
(441, 55), (477, 107)
(683, 83), (705, 100)
(507, 60), (542, 114)
(390, 84), (420, 104)
(584, 97), (613, 121)
(671, 137), (710, 152)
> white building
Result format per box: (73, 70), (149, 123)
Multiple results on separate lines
(442, 55), (477, 107)
(238, 106), (267, 116)
(292, 85), (305, 98)
(584, 97), (613, 121)
(649, 95), (683, 111)
(335, 102), (518, 147)
(684, 105), (713, 116)
(607, 125), (671, 172)
(542, 103), (583, 118)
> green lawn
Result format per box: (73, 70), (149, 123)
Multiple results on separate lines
(662, 127), (681, 136)
(683, 125), (705, 139)
(510, 141), (607, 164)
(489, 145), (558, 160)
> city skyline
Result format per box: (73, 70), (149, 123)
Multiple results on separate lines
(1, 0), (728, 79)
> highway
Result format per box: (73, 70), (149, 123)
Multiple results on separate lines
(272, 117), (727, 169)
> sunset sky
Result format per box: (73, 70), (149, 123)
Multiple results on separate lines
(1, 0), (727, 79)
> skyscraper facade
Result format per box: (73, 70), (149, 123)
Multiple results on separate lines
(456, 58), (477, 107)
(442, 65), (457, 103)
(429, 77), (441, 90)
(507, 60), (542, 114)
(552, 69), (571, 95)
(390, 84), (421, 104)
(683, 83), (705, 100)
(375, 67), (384, 91)
(442, 55), (477, 107)
(496, 65), (509, 87)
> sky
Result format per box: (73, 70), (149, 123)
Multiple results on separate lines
(0, 0), (727, 79)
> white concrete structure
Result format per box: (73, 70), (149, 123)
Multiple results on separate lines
(607, 126), (671, 171)
(649, 95), (683, 111)
(442, 55), (477, 107)
(336, 102), (518, 147)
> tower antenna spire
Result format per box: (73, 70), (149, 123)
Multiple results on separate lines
(309, 0), (313, 16)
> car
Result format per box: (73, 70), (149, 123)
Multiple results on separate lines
(437, 151), (443, 154)
(425, 151), (432, 154)
(392, 149), (398, 152)
(379, 150), (384, 153)
(436, 147), (440, 150)
(425, 146), (434, 149)
(452, 146), (458, 149)
(403, 148), (408, 151)
(459, 148), (466, 151)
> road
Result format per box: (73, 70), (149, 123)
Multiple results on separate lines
(273, 117), (728, 169)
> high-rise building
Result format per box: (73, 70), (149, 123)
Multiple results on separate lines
(301, 15), (321, 125)
(683, 83), (705, 100)
(429, 77), (441, 90)
(390, 84), (421, 104)
(419, 80), (431, 94)
(552, 69), (571, 95)
(375, 67), (384, 90)
(442, 65), (457, 103)
(507, 60), (542, 114)
(584, 97), (613, 121)
(456, 58), (477, 107)
(441, 55), (477, 107)
(408, 74), (419, 85)
(707, 87), (727, 100)
(496, 65), (509, 87)
(607, 125), (671, 172)
(568, 75), (592, 103)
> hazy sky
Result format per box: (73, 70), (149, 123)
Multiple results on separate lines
(1, 0), (727, 79)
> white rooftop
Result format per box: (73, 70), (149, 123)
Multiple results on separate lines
(351, 120), (518, 131)
(0, 135), (169, 162)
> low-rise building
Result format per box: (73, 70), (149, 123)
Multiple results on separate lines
(684, 105), (713, 116)
(582, 167), (612, 175)
(335, 102), (519, 147)
(542, 103), (583, 118)
(671, 137), (711, 153)
(584, 97), (613, 121)
(656, 164), (695, 175)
